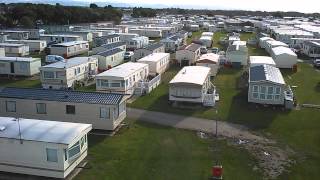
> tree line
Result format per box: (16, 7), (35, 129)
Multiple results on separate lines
(0, 3), (123, 28)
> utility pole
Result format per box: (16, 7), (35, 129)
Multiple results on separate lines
(212, 109), (223, 179)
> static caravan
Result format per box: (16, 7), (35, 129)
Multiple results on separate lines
(160, 35), (183, 53)
(0, 43), (29, 57)
(189, 25), (200, 32)
(270, 46), (297, 69)
(0, 87), (126, 130)
(248, 64), (288, 105)
(5, 39), (47, 52)
(175, 43), (202, 66)
(50, 41), (89, 58)
(0, 30), (29, 40)
(265, 40), (288, 54)
(93, 34), (120, 47)
(199, 36), (213, 48)
(39, 57), (98, 89)
(93, 48), (125, 72)
(40, 34), (83, 45)
(249, 56), (276, 67)
(196, 53), (220, 76)
(92, 41), (126, 55)
(228, 36), (241, 46)
(259, 37), (274, 49)
(96, 62), (149, 95)
(117, 33), (139, 41)
(226, 41), (248, 67)
(0, 117), (92, 179)
(125, 36), (149, 50)
(169, 66), (216, 106)
(129, 29), (162, 38)
(133, 43), (165, 61)
(60, 31), (93, 42)
(0, 57), (41, 76)
(302, 41), (320, 58)
(137, 53), (170, 76)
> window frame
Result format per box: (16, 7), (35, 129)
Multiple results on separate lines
(66, 105), (76, 115)
(46, 148), (58, 163)
(6, 101), (16, 112)
(36, 103), (47, 114)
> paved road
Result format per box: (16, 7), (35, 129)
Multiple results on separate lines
(127, 108), (267, 142)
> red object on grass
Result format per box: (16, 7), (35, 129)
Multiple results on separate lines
(212, 165), (223, 178)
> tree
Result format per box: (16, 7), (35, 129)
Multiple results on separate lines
(20, 16), (34, 28)
(89, 3), (98, 9)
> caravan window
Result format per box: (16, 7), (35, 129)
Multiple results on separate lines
(6, 101), (16, 112)
(68, 142), (80, 160)
(66, 105), (75, 114)
(252, 85), (258, 99)
(43, 71), (55, 79)
(46, 148), (58, 162)
(100, 107), (110, 119)
(36, 103), (46, 114)
(19, 63), (27, 71)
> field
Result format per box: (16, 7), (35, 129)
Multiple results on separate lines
(1, 31), (319, 179)
(76, 121), (262, 180)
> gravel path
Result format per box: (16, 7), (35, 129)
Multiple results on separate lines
(127, 108), (267, 142)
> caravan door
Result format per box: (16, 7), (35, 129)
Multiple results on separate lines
(10, 62), (15, 73)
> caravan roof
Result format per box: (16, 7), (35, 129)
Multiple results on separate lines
(170, 66), (210, 85)
(42, 57), (96, 69)
(137, 53), (169, 62)
(0, 117), (92, 144)
(249, 64), (285, 84)
(0, 57), (40, 62)
(271, 46), (297, 56)
(96, 62), (148, 78)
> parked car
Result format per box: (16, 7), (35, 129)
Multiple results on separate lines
(314, 59), (320, 68)
(45, 55), (64, 64)
(124, 51), (134, 61)
(200, 46), (207, 54)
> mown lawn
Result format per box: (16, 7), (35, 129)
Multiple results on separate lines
(76, 121), (261, 180)
(187, 30), (203, 44)
(0, 78), (41, 88)
(212, 31), (228, 50)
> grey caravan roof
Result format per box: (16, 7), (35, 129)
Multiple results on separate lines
(143, 43), (164, 51)
(249, 64), (285, 84)
(97, 48), (123, 57)
(0, 87), (124, 105)
(99, 41), (126, 50)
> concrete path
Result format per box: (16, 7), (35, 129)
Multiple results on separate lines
(127, 108), (267, 142)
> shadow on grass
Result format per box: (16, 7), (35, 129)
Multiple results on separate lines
(315, 82), (320, 93)
(226, 88), (291, 130)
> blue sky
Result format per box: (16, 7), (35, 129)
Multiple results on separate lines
(77, 0), (320, 13)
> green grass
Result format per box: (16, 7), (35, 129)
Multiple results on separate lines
(75, 83), (96, 92)
(0, 78), (41, 88)
(76, 121), (261, 180)
(212, 31), (228, 50)
(187, 31), (203, 44)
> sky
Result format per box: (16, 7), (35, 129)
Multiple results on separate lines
(82, 0), (320, 13)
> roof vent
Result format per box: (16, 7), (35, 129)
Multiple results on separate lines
(0, 126), (6, 131)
